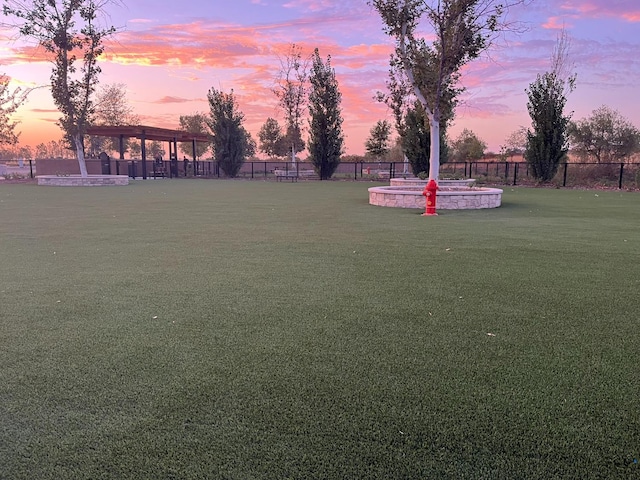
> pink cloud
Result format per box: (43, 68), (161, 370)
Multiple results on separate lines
(560, 0), (640, 22)
(542, 16), (573, 29)
(151, 96), (197, 104)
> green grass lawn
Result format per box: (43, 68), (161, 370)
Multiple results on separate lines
(1, 180), (639, 479)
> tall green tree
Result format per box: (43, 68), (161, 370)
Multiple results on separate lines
(525, 30), (575, 182)
(365, 120), (392, 159)
(3, 0), (117, 177)
(370, 0), (523, 181)
(525, 74), (571, 181)
(308, 48), (344, 180)
(206, 88), (252, 177)
(568, 106), (640, 163)
(179, 113), (210, 159)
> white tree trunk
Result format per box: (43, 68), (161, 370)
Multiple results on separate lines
(429, 116), (440, 181)
(74, 134), (88, 177)
(291, 144), (295, 166)
(398, 16), (441, 182)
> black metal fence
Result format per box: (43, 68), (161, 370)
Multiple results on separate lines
(439, 161), (640, 189)
(0, 159), (36, 178)
(108, 159), (640, 190)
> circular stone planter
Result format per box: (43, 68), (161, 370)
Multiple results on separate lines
(390, 177), (476, 187)
(37, 175), (129, 186)
(368, 184), (503, 210)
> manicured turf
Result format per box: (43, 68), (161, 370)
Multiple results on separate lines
(1, 180), (639, 479)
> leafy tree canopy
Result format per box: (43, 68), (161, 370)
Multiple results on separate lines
(179, 113), (211, 159)
(370, 0), (523, 179)
(365, 120), (393, 159)
(258, 117), (290, 158)
(0, 74), (28, 145)
(569, 106), (640, 163)
(451, 128), (486, 161)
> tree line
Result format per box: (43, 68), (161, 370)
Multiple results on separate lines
(0, 2), (344, 179)
(362, 16), (639, 181)
(1, 0), (639, 182)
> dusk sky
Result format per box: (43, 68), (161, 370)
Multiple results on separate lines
(1, 0), (639, 156)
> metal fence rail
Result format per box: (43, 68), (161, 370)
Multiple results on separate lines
(113, 159), (639, 189)
(7, 158), (638, 189)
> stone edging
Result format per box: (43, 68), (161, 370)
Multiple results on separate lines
(368, 185), (503, 209)
(390, 178), (476, 187)
(37, 175), (129, 186)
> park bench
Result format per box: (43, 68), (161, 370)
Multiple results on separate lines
(274, 169), (298, 182)
(274, 168), (320, 181)
(152, 162), (166, 178)
(298, 169), (318, 179)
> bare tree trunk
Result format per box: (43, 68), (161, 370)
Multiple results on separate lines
(291, 144), (296, 166)
(74, 134), (88, 177)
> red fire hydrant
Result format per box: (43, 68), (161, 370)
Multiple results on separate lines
(422, 179), (439, 216)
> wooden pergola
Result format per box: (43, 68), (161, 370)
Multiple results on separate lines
(86, 125), (210, 179)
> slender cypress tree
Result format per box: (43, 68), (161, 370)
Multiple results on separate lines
(524, 73), (570, 181)
(525, 31), (575, 182)
(207, 88), (251, 177)
(308, 49), (344, 180)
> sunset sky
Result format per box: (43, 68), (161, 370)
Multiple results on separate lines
(1, 0), (639, 157)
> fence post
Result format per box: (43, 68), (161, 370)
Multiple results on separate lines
(563, 163), (568, 187)
(619, 163), (624, 189)
(29, 159), (34, 178)
(513, 162), (518, 186)
(504, 162), (509, 183)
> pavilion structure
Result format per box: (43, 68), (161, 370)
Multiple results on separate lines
(86, 125), (210, 179)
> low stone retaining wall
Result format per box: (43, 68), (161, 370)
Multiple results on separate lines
(368, 186), (503, 210)
(37, 175), (129, 186)
(390, 178), (476, 187)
